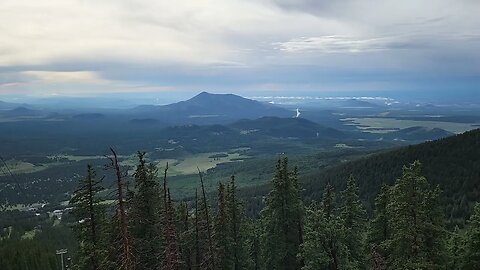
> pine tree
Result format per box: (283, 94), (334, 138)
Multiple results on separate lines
(250, 222), (262, 270)
(461, 203), (480, 269)
(226, 175), (253, 270)
(129, 152), (163, 270)
(368, 184), (390, 269)
(386, 161), (447, 269)
(369, 185), (390, 246)
(69, 165), (105, 270)
(447, 226), (465, 269)
(340, 175), (367, 269)
(214, 182), (231, 269)
(302, 183), (348, 270)
(261, 157), (304, 270)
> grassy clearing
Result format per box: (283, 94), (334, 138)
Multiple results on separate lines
(0, 160), (48, 176)
(47, 155), (104, 162)
(342, 117), (477, 134)
(334, 143), (363, 149)
(155, 152), (249, 176)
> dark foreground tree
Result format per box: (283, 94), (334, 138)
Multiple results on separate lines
(461, 203), (480, 269)
(225, 175), (253, 269)
(340, 175), (367, 269)
(105, 148), (135, 270)
(302, 183), (348, 270)
(70, 165), (105, 270)
(214, 182), (230, 269)
(129, 152), (163, 270)
(261, 157), (304, 270)
(385, 161), (447, 269)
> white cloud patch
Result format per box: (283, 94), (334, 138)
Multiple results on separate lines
(22, 71), (109, 84)
(274, 35), (412, 53)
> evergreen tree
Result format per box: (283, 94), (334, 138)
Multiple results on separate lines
(302, 183), (348, 270)
(340, 175), (367, 269)
(386, 161), (447, 269)
(461, 203), (480, 269)
(368, 185), (390, 245)
(447, 226), (465, 269)
(129, 152), (163, 270)
(368, 184), (390, 269)
(214, 182), (231, 269)
(226, 175), (253, 269)
(69, 165), (105, 270)
(250, 222), (262, 270)
(261, 157), (304, 270)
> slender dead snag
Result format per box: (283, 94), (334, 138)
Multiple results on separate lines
(195, 189), (201, 269)
(182, 202), (192, 270)
(163, 162), (169, 206)
(197, 167), (216, 270)
(161, 163), (180, 270)
(108, 147), (135, 270)
(164, 189), (180, 270)
(230, 175), (240, 270)
(86, 166), (99, 270)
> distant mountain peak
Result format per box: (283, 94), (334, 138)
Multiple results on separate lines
(133, 92), (292, 124)
(197, 91), (211, 96)
(189, 91), (240, 101)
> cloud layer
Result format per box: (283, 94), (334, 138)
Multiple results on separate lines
(0, 0), (479, 96)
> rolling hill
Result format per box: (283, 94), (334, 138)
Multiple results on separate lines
(383, 126), (454, 141)
(229, 116), (345, 139)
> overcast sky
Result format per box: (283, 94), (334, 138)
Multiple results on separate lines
(0, 0), (479, 99)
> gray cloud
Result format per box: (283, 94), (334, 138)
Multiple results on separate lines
(0, 0), (478, 96)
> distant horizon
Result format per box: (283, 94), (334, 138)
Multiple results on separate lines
(0, 1), (479, 101)
(1, 89), (479, 110)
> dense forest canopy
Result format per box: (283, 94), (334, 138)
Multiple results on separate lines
(1, 139), (480, 269)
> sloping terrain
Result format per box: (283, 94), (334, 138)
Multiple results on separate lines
(302, 128), (480, 225)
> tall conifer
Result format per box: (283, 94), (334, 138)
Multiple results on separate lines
(261, 157), (304, 270)
(130, 152), (163, 270)
(70, 165), (105, 270)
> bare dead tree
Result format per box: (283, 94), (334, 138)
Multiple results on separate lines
(197, 168), (216, 270)
(163, 162), (169, 207)
(161, 163), (181, 270)
(181, 202), (193, 270)
(107, 147), (135, 270)
(163, 188), (181, 270)
(195, 190), (201, 269)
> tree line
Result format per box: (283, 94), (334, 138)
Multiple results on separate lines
(70, 150), (480, 270)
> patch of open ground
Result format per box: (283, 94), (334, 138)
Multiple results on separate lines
(341, 117), (477, 134)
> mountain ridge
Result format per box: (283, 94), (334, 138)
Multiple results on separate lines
(132, 92), (293, 124)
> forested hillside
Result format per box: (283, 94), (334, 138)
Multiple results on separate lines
(2, 149), (480, 269)
(1, 130), (479, 269)
(303, 128), (480, 226)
